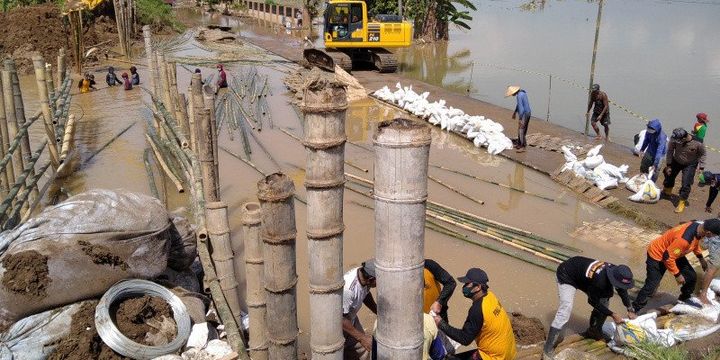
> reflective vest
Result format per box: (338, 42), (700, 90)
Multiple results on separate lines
(474, 291), (516, 360)
(423, 268), (441, 313)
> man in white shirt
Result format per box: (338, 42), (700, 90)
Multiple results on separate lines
(343, 259), (377, 360)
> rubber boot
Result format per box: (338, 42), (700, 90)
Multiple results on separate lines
(542, 327), (563, 360)
(674, 199), (687, 213)
(581, 312), (609, 341)
(662, 187), (673, 197)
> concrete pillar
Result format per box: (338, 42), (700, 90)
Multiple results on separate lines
(301, 78), (347, 359)
(257, 173), (298, 360)
(198, 108), (218, 202)
(205, 201), (243, 323)
(142, 26), (158, 97)
(242, 202), (269, 360)
(373, 119), (431, 360)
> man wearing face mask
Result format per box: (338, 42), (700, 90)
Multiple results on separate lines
(542, 257), (635, 360)
(431, 268), (516, 360)
(632, 219), (720, 313)
(638, 119), (667, 182)
(663, 127), (706, 213)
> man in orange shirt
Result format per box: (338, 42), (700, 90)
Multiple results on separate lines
(632, 219), (720, 312)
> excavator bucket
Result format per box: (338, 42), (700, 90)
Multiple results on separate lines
(303, 48), (336, 72)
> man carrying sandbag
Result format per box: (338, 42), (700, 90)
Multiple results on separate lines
(542, 256), (635, 360)
(662, 127), (706, 213)
(632, 219), (720, 313)
(637, 119), (667, 182)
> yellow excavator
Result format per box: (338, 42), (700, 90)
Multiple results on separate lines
(303, 0), (413, 73)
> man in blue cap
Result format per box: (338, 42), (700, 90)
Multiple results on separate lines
(543, 257), (635, 360)
(638, 119), (667, 181)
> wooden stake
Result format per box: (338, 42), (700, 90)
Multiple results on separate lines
(31, 56), (61, 168)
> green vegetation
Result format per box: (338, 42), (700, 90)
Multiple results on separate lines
(137, 0), (183, 31)
(264, 0), (276, 4)
(626, 340), (689, 360)
(368, 0), (476, 41)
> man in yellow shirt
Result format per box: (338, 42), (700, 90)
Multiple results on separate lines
(431, 268), (516, 360)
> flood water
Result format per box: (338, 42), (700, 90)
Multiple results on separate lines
(395, 0), (720, 167)
(27, 6), (698, 356)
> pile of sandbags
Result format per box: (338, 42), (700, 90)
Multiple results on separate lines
(373, 83), (513, 155)
(0, 189), (210, 359)
(561, 144), (629, 190)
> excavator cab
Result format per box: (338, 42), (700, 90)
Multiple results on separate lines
(304, 0), (412, 73)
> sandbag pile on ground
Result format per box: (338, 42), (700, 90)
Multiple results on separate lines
(373, 83), (513, 155)
(561, 144), (629, 190)
(0, 189), (197, 331)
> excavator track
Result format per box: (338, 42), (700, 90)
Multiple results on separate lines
(371, 49), (398, 73)
(303, 48), (353, 73)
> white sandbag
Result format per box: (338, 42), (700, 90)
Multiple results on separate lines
(628, 181), (660, 203)
(626, 174), (648, 193)
(185, 323), (210, 349)
(583, 155), (604, 169)
(604, 312), (676, 354)
(595, 163), (626, 180)
(709, 279), (720, 294)
(595, 177), (618, 190)
(633, 129), (647, 155)
(561, 146), (577, 163)
(204, 340), (233, 357)
(586, 144), (603, 157)
(664, 314), (720, 341)
(670, 295), (720, 322)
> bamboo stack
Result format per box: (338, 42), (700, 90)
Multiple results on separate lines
(68, 10), (84, 74)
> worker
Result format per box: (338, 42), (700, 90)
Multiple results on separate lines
(631, 219), (720, 313)
(295, 9), (303, 27)
(371, 313), (449, 360)
(506, 85), (531, 153)
(699, 171), (720, 213)
(698, 233), (720, 305)
(216, 64), (228, 89)
(130, 66), (140, 85)
(542, 256), (635, 360)
(662, 127), (706, 213)
(585, 84), (611, 141)
(424, 259), (456, 322)
(431, 268), (516, 360)
(105, 66), (122, 86)
(343, 259), (377, 360)
(638, 119), (667, 181)
(692, 112), (709, 143)
(78, 73), (96, 93)
(121, 72), (132, 90)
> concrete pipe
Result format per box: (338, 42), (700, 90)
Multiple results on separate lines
(373, 118), (431, 360)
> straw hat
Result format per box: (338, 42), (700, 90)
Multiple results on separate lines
(505, 86), (520, 97)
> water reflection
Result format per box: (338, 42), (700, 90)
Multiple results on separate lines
(497, 163), (524, 211)
(397, 41), (473, 93)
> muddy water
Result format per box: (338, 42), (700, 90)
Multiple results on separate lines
(40, 16), (683, 355)
(395, 0), (720, 166)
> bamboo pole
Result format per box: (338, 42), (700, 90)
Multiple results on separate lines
(2, 161), (51, 230)
(202, 91), (219, 195)
(206, 201), (243, 323)
(45, 63), (56, 114)
(57, 48), (66, 85)
(1, 66), (18, 184)
(142, 26), (159, 97)
(0, 141), (47, 222)
(146, 134), (184, 193)
(301, 80), (347, 360)
(143, 148), (160, 199)
(69, 11), (83, 75)
(584, 0), (604, 136)
(84, 122), (136, 164)
(177, 93), (190, 139)
(198, 109), (218, 201)
(156, 53), (176, 119)
(189, 74), (205, 154)
(30, 56), (61, 168)
(0, 76), (9, 198)
(373, 119), (431, 360)
(242, 202), (268, 360)
(59, 115), (76, 163)
(257, 173), (299, 359)
(427, 174), (484, 205)
(113, 0), (127, 57)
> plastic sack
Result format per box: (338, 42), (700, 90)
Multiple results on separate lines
(613, 322), (647, 346)
(0, 190), (191, 331)
(0, 301), (89, 360)
(625, 173), (649, 193)
(628, 172), (660, 203)
(586, 144), (603, 158)
(670, 296), (720, 323)
(604, 313), (676, 354)
(595, 177), (618, 190)
(583, 155), (604, 169)
(633, 130), (647, 155)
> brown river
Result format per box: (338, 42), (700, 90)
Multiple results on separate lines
(13, 3), (705, 355)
